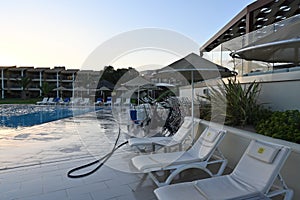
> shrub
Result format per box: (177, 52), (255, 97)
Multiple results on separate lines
(199, 79), (262, 126)
(256, 110), (300, 144)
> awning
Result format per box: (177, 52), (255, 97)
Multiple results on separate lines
(231, 16), (300, 64)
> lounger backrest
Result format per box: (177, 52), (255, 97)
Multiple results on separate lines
(188, 127), (226, 160)
(125, 98), (130, 104)
(106, 97), (112, 103)
(48, 97), (54, 102)
(172, 117), (198, 142)
(231, 140), (291, 193)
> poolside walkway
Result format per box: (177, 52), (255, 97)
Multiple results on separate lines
(0, 109), (217, 200)
(0, 109), (157, 200)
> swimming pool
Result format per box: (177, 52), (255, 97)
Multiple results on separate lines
(0, 105), (99, 128)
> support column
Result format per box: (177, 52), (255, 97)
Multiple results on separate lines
(39, 71), (42, 96)
(1, 69), (4, 99)
(72, 73), (75, 99)
(21, 70), (24, 90)
(56, 72), (59, 98)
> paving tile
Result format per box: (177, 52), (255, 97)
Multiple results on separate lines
(90, 185), (134, 200)
(42, 175), (67, 193)
(67, 181), (108, 198)
(17, 190), (68, 200)
(104, 173), (141, 188)
(69, 193), (93, 200)
(18, 178), (44, 198)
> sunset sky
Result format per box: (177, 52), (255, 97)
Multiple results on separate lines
(0, 0), (254, 71)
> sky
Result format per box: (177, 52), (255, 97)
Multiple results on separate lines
(0, 0), (255, 71)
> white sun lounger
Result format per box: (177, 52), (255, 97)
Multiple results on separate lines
(36, 97), (48, 105)
(128, 116), (198, 152)
(70, 97), (81, 106)
(46, 97), (54, 105)
(113, 98), (122, 106)
(124, 98), (131, 106)
(131, 126), (227, 187)
(80, 98), (90, 106)
(154, 139), (293, 200)
(104, 97), (112, 106)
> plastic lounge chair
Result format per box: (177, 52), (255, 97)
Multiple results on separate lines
(131, 126), (227, 187)
(46, 97), (54, 105)
(36, 97), (48, 105)
(94, 98), (103, 106)
(80, 98), (90, 106)
(124, 98), (131, 106)
(104, 97), (112, 106)
(128, 116), (197, 152)
(49, 97), (60, 105)
(70, 97), (81, 106)
(154, 139), (293, 200)
(60, 97), (70, 106)
(113, 98), (122, 106)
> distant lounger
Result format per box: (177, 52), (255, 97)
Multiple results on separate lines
(128, 116), (198, 152)
(46, 97), (54, 105)
(94, 98), (103, 106)
(49, 97), (61, 105)
(80, 98), (90, 106)
(154, 139), (293, 200)
(36, 97), (48, 105)
(104, 97), (112, 106)
(124, 98), (131, 106)
(59, 97), (70, 106)
(113, 98), (122, 106)
(132, 126), (227, 187)
(70, 97), (81, 106)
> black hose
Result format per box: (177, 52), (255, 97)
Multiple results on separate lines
(67, 127), (128, 178)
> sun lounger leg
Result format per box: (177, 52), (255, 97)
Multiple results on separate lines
(266, 174), (294, 200)
(147, 165), (211, 187)
(132, 173), (149, 192)
(148, 172), (166, 187)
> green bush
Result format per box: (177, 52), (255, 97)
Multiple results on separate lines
(199, 79), (262, 126)
(256, 110), (300, 144)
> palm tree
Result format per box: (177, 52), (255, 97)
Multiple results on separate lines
(18, 76), (31, 99)
(39, 82), (55, 97)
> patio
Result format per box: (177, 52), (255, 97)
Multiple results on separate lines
(0, 109), (223, 200)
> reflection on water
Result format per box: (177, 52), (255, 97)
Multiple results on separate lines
(0, 105), (98, 128)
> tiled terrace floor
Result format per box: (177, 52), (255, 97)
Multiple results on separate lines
(0, 156), (159, 200)
(0, 108), (220, 200)
(0, 107), (232, 200)
(0, 108), (157, 200)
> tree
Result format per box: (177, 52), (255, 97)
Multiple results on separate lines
(99, 66), (139, 86)
(39, 82), (55, 97)
(18, 76), (31, 99)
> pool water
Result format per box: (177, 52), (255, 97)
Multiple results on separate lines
(0, 105), (99, 128)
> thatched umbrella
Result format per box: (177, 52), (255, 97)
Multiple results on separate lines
(54, 86), (66, 98)
(122, 76), (152, 105)
(159, 53), (235, 140)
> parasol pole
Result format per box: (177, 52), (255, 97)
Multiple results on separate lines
(138, 86), (140, 106)
(191, 70), (195, 143)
